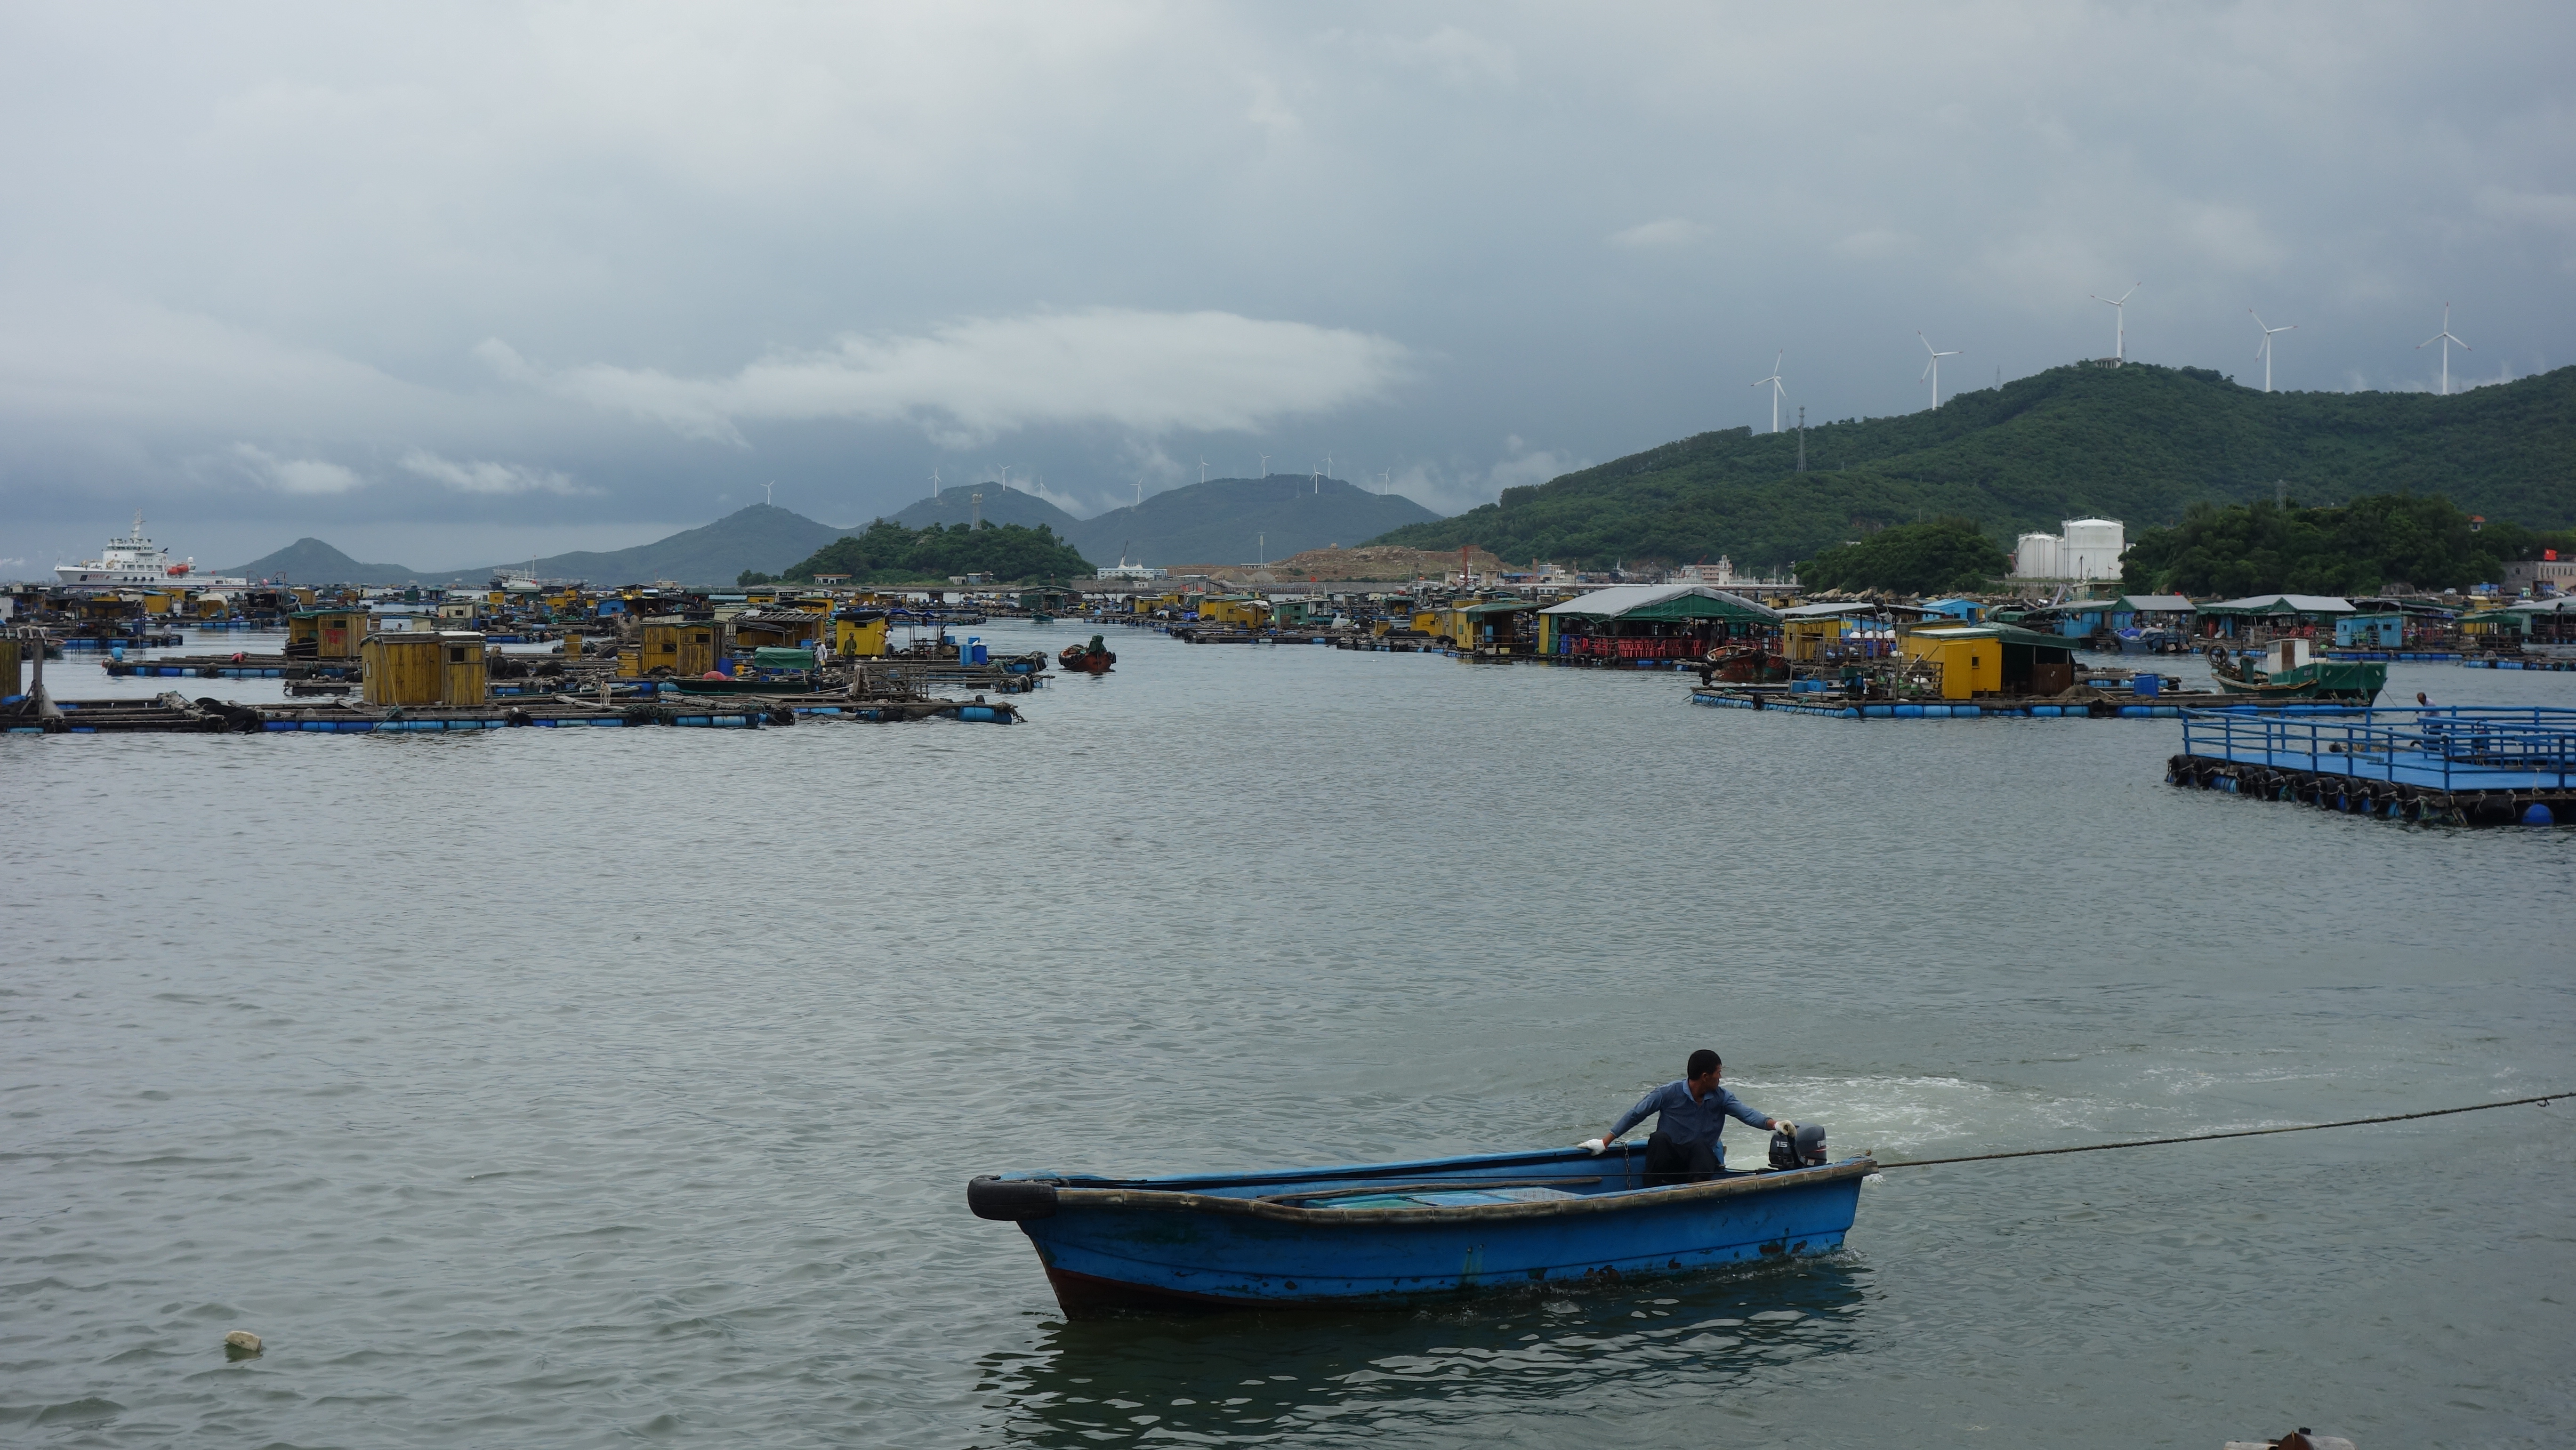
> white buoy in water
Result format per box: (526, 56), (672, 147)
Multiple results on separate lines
(224, 1330), (262, 1357)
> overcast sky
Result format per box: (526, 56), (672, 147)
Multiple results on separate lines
(4, 2), (2571, 573)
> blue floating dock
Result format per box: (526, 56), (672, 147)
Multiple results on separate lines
(2168, 706), (2576, 825)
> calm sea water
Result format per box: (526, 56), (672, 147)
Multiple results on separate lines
(8, 626), (2573, 1448)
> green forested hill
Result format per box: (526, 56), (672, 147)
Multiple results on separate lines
(748, 520), (1092, 586)
(1370, 362), (2576, 571)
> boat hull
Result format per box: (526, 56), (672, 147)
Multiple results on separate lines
(983, 1148), (1871, 1317)
(2209, 659), (2388, 702)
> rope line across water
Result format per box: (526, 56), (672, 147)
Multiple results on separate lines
(1877, 1092), (2565, 1169)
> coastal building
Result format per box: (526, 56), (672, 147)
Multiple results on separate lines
(2504, 557), (2573, 596)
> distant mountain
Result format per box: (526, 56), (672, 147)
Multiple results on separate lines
(886, 486), (1085, 533)
(225, 505), (854, 588)
(1372, 362), (2576, 572)
(1063, 476), (1440, 569)
(224, 537), (438, 586)
(470, 504), (849, 586)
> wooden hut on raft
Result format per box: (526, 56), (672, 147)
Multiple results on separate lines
(628, 617), (721, 677)
(361, 630), (490, 706)
(287, 607), (371, 660)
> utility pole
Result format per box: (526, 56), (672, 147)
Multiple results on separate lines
(1796, 407), (1807, 473)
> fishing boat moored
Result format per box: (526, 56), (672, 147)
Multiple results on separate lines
(968, 1137), (1871, 1317)
(2207, 639), (2386, 702)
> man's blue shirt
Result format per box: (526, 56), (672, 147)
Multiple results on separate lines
(1611, 1080), (1771, 1152)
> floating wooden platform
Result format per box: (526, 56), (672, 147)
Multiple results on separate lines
(51, 633), (185, 650)
(105, 656), (355, 679)
(1683, 686), (2310, 718)
(3, 690), (1015, 735)
(2168, 706), (2576, 826)
(2461, 657), (2576, 672)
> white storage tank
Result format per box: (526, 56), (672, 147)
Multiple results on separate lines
(2060, 518), (2125, 581)
(2013, 532), (2061, 580)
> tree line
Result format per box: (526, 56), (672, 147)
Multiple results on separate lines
(739, 520), (1094, 587)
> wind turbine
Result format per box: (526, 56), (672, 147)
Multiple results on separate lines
(763, 482), (774, 505)
(931, 466), (942, 498)
(1750, 350), (1786, 433)
(2418, 303), (2470, 395)
(2091, 283), (2140, 362)
(1199, 457), (1208, 483)
(2251, 311), (2296, 393)
(1259, 452), (1270, 478)
(1919, 333), (1962, 410)
(1135, 472), (1146, 507)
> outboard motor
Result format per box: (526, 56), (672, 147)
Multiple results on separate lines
(1767, 1123), (1828, 1170)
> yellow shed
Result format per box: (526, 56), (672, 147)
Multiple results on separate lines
(362, 630), (489, 706)
(1192, 596), (1267, 627)
(1900, 627), (2004, 699)
(290, 608), (370, 658)
(638, 617), (720, 676)
(835, 610), (891, 658)
(1782, 619), (1847, 662)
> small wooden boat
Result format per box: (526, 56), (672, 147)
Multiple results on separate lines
(1057, 637), (1117, 676)
(969, 1142), (1872, 1317)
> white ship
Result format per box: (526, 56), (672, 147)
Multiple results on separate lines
(55, 513), (247, 590)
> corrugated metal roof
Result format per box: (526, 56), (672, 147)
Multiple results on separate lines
(2115, 595), (2195, 612)
(1778, 600), (1934, 618)
(1537, 584), (1781, 621)
(1908, 622), (2081, 652)
(2198, 593), (2356, 615)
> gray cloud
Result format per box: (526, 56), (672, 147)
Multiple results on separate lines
(1, 2), (2570, 568)
(482, 308), (1410, 448)
(400, 450), (593, 497)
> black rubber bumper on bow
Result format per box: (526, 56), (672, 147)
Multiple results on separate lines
(968, 1176), (1059, 1221)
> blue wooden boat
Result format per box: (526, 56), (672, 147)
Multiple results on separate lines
(968, 1143), (1874, 1317)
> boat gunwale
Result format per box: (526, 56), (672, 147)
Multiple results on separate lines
(1047, 1157), (1876, 1227)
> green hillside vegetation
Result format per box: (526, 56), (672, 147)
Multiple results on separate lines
(744, 520), (1093, 586)
(1800, 519), (2010, 595)
(1370, 362), (2576, 572)
(2119, 493), (2575, 596)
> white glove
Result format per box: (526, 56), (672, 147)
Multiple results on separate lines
(1578, 1137), (1607, 1155)
(1772, 1121), (1799, 1137)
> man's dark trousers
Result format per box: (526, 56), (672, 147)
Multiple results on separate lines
(1643, 1131), (1719, 1185)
